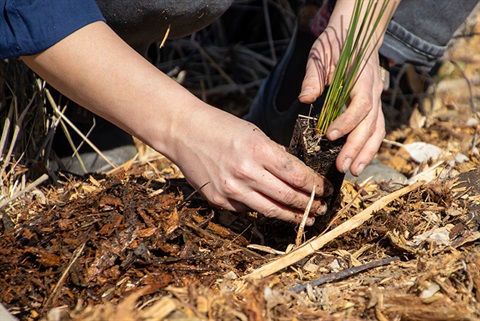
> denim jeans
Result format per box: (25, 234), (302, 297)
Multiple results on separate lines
(324, 0), (479, 70)
(380, 0), (479, 71)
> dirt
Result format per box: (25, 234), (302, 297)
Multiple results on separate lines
(288, 115), (346, 233)
(2, 7), (480, 321)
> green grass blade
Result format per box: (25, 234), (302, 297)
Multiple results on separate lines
(316, 0), (393, 135)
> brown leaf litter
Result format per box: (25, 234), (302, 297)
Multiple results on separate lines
(1, 147), (480, 320)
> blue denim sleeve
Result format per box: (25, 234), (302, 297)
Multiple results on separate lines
(1, 0), (106, 59)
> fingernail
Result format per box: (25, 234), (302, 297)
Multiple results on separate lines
(315, 203), (328, 216)
(342, 158), (352, 173)
(306, 217), (315, 226)
(328, 129), (341, 141)
(356, 163), (366, 175)
(298, 86), (313, 98)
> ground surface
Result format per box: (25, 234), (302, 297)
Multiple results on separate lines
(1, 3), (480, 321)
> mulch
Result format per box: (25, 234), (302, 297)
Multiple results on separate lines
(1, 147), (480, 320)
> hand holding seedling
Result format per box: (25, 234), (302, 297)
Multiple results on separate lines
(299, 0), (398, 177)
(22, 21), (333, 225)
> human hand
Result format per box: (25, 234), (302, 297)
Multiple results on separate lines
(298, 6), (389, 177)
(170, 107), (334, 225)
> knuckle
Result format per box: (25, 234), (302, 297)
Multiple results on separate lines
(368, 124), (386, 143)
(209, 192), (229, 208)
(357, 96), (373, 113)
(349, 143), (363, 156)
(261, 205), (278, 219)
(220, 178), (239, 198)
(282, 189), (299, 206)
(366, 124), (377, 137)
(290, 170), (309, 188)
(231, 162), (252, 181)
(379, 126), (386, 138)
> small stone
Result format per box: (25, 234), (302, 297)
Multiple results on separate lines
(466, 117), (479, 127)
(345, 159), (408, 185)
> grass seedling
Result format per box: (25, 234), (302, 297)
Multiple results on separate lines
(316, 0), (394, 135)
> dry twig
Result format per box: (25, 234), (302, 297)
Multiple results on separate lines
(244, 181), (423, 280)
(46, 89), (116, 171)
(43, 242), (86, 312)
(296, 185), (316, 246)
(0, 173), (48, 209)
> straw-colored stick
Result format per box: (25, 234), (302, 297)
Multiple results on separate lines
(46, 90), (117, 170)
(0, 114), (11, 160)
(0, 96), (35, 184)
(244, 181), (423, 280)
(0, 173), (48, 209)
(296, 185), (316, 247)
(43, 242), (86, 311)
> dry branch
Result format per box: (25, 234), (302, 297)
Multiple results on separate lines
(244, 181), (424, 280)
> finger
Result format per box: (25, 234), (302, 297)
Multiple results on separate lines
(299, 28), (344, 104)
(248, 167), (329, 216)
(325, 97), (370, 142)
(299, 37), (332, 103)
(342, 67), (386, 175)
(336, 100), (384, 175)
(299, 56), (324, 103)
(202, 174), (322, 225)
(350, 106), (386, 176)
(198, 158), (328, 219)
(264, 145), (334, 197)
(208, 183), (324, 225)
(237, 191), (317, 226)
(325, 71), (377, 141)
(216, 148), (330, 215)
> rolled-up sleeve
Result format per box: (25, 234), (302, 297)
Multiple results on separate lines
(1, 0), (105, 58)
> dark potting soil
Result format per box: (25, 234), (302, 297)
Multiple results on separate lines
(289, 115), (346, 233)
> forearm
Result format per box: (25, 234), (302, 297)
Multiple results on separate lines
(20, 21), (203, 161)
(329, 0), (400, 46)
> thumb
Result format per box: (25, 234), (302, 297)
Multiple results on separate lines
(298, 54), (327, 104)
